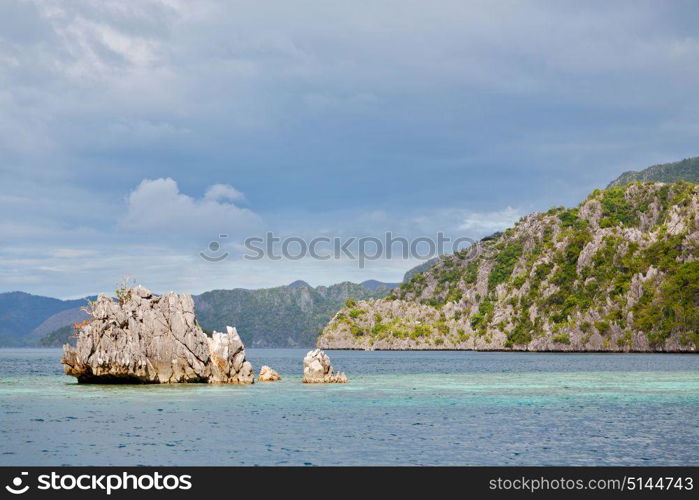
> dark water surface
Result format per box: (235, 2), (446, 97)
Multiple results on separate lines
(1, 348), (697, 465)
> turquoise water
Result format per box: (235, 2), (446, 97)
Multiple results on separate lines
(1, 348), (698, 465)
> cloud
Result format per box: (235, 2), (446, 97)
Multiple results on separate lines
(2, 1), (699, 298)
(265, 205), (526, 246)
(204, 183), (246, 203)
(119, 178), (261, 239)
(459, 206), (522, 232)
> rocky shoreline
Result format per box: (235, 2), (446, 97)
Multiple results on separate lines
(317, 318), (696, 352)
(315, 345), (698, 353)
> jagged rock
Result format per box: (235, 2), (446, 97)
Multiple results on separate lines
(61, 287), (254, 384)
(208, 326), (254, 384)
(258, 365), (281, 382)
(302, 349), (348, 383)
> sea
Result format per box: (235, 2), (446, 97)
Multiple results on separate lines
(1, 348), (698, 466)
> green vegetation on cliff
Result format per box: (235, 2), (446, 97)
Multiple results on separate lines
(319, 182), (699, 352)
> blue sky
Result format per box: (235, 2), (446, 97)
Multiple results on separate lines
(1, 0), (698, 298)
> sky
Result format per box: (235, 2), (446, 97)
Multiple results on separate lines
(1, 0), (698, 298)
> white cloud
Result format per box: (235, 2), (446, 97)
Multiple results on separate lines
(204, 183), (246, 203)
(459, 206), (522, 232)
(357, 206), (525, 239)
(119, 177), (262, 239)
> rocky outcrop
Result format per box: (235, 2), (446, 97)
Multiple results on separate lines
(61, 286), (254, 384)
(319, 182), (699, 353)
(258, 365), (281, 382)
(207, 327), (254, 383)
(302, 349), (348, 383)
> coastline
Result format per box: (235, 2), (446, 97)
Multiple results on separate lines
(316, 346), (699, 353)
(317, 334), (698, 353)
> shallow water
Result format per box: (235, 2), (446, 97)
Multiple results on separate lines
(1, 348), (698, 465)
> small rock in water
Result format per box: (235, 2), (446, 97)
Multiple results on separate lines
(302, 349), (348, 383)
(258, 365), (281, 382)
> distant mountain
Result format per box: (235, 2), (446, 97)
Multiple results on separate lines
(608, 157), (699, 187)
(193, 281), (391, 347)
(287, 279), (398, 291)
(28, 306), (90, 341)
(0, 292), (92, 347)
(38, 324), (74, 347)
(359, 280), (400, 291)
(36, 280), (394, 348)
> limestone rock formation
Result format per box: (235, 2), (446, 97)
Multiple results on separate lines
(319, 182), (699, 352)
(208, 326), (254, 384)
(258, 365), (281, 382)
(61, 286), (254, 384)
(302, 349), (348, 383)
